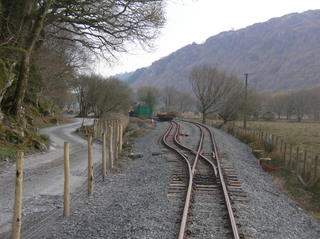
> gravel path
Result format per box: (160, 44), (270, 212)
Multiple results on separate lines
(179, 120), (320, 239)
(0, 118), (99, 237)
(34, 122), (178, 239)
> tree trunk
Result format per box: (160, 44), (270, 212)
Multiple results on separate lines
(10, 0), (52, 118)
(0, 60), (16, 110)
(297, 114), (302, 122)
(202, 112), (206, 124)
(11, 53), (30, 117)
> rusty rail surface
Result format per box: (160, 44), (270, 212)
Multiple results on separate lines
(162, 120), (240, 239)
(162, 122), (195, 239)
(190, 121), (240, 239)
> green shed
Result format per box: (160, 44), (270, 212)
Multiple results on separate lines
(130, 105), (153, 117)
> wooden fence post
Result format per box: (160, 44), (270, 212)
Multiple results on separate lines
(12, 151), (24, 239)
(119, 121), (123, 153)
(295, 146), (300, 175)
(93, 120), (96, 138)
(88, 136), (94, 195)
(114, 120), (119, 160)
(313, 155), (319, 182)
(64, 142), (70, 216)
(105, 121), (110, 170)
(283, 143), (287, 164)
(288, 144), (293, 169)
(302, 151), (307, 178)
(108, 122), (114, 169)
(117, 120), (121, 154)
(102, 133), (106, 181)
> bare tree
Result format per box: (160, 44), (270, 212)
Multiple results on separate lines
(137, 86), (159, 109)
(96, 78), (133, 117)
(159, 86), (195, 112)
(1, 0), (165, 118)
(175, 91), (196, 112)
(309, 86), (320, 120)
(48, 0), (165, 58)
(189, 65), (232, 123)
(73, 74), (133, 117)
(216, 77), (245, 125)
(290, 89), (314, 122)
(161, 86), (179, 112)
(268, 93), (289, 119)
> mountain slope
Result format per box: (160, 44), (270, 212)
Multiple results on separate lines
(124, 10), (320, 93)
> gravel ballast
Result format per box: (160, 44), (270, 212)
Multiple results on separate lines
(34, 122), (178, 239)
(179, 120), (320, 239)
(211, 126), (320, 239)
(7, 120), (320, 239)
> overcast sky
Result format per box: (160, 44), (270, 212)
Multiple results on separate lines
(95, 0), (320, 77)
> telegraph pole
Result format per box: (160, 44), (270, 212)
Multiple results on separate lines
(244, 73), (248, 130)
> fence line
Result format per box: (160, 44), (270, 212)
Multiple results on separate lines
(8, 115), (129, 236)
(204, 118), (319, 187)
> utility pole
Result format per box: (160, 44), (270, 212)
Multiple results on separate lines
(244, 73), (248, 130)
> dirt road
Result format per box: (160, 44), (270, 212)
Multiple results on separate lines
(0, 117), (101, 237)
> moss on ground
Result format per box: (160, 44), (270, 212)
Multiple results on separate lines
(0, 104), (68, 162)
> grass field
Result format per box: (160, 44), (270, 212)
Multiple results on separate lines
(204, 119), (320, 219)
(235, 120), (320, 157)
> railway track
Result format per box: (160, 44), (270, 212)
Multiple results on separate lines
(163, 120), (249, 239)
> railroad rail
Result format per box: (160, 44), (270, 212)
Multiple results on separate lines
(162, 120), (241, 239)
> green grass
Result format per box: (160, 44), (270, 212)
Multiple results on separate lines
(0, 145), (16, 159)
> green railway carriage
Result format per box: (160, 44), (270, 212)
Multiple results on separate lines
(130, 105), (153, 118)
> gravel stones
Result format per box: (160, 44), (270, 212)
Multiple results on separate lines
(4, 120), (320, 239)
(210, 125), (320, 239)
(34, 122), (176, 239)
(177, 120), (320, 239)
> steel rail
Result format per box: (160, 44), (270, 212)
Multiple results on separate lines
(174, 121), (218, 177)
(173, 121), (204, 239)
(162, 122), (193, 239)
(162, 121), (202, 239)
(190, 121), (240, 239)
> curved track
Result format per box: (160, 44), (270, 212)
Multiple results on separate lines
(162, 120), (240, 239)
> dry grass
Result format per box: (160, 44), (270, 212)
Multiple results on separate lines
(222, 120), (320, 220)
(236, 120), (320, 157)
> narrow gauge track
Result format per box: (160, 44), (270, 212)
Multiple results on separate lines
(162, 120), (240, 239)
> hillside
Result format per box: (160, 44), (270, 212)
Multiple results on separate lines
(123, 10), (320, 93)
